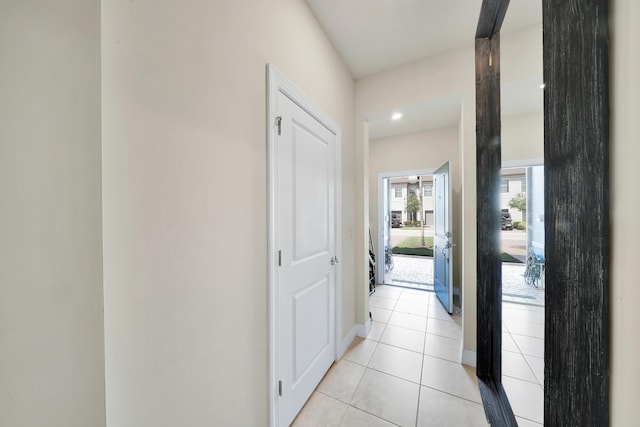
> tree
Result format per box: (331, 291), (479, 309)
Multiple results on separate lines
(509, 192), (527, 218)
(405, 193), (420, 223)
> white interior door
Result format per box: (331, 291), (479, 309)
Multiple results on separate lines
(433, 161), (453, 313)
(275, 90), (337, 426)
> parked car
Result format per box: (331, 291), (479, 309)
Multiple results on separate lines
(501, 212), (513, 230)
(391, 216), (402, 228)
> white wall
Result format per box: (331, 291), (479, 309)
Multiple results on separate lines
(369, 127), (460, 288)
(356, 25), (542, 357)
(355, 46), (474, 350)
(502, 111), (544, 162)
(0, 1), (105, 426)
(610, 0), (640, 423)
(101, 0), (355, 425)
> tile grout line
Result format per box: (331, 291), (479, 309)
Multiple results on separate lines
(371, 287), (474, 426)
(502, 373), (542, 387)
(414, 292), (430, 427)
(418, 383), (485, 406)
(352, 287), (473, 426)
(344, 316), (407, 427)
(504, 329), (543, 386)
(502, 301), (545, 423)
(315, 389), (401, 427)
(343, 337), (380, 422)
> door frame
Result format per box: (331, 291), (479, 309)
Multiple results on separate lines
(376, 168), (435, 284)
(266, 64), (343, 427)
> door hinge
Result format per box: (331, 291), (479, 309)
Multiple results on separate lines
(278, 380), (283, 396)
(278, 250), (282, 267)
(276, 116), (282, 135)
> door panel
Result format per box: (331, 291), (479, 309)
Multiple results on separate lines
(293, 276), (330, 382)
(293, 123), (329, 260)
(277, 91), (336, 426)
(433, 162), (453, 313)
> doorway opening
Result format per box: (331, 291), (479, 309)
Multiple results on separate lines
(501, 164), (545, 424)
(380, 173), (435, 291)
(376, 162), (453, 315)
(500, 165), (545, 306)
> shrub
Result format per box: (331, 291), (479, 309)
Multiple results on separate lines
(513, 221), (526, 230)
(402, 220), (421, 227)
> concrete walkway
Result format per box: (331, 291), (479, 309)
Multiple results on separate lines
(383, 255), (544, 306)
(383, 255), (434, 291)
(502, 262), (545, 305)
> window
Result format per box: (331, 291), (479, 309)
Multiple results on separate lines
(521, 177), (527, 193)
(424, 184), (433, 197)
(394, 186), (402, 198)
(408, 184), (418, 196)
(501, 179), (509, 193)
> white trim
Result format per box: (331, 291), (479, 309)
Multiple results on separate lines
(266, 64), (279, 427)
(378, 167), (439, 180)
(266, 64), (342, 427)
(338, 325), (358, 359)
(461, 349), (477, 367)
(502, 158), (543, 168)
(376, 168), (437, 284)
(356, 318), (372, 338)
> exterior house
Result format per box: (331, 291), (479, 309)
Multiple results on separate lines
(389, 175), (434, 226)
(501, 168), (526, 222)
(1, 1), (638, 426)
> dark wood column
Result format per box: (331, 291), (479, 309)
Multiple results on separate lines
(475, 1), (517, 425)
(475, 34), (502, 382)
(543, 0), (610, 425)
(476, 32), (518, 426)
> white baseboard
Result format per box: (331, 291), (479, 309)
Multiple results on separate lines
(338, 324), (358, 359)
(338, 319), (372, 360)
(356, 318), (371, 338)
(461, 349), (477, 367)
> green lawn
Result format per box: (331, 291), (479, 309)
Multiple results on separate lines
(391, 236), (522, 262)
(392, 236), (434, 257)
(501, 252), (522, 263)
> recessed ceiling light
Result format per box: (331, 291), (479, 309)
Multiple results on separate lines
(391, 112), (403, 120)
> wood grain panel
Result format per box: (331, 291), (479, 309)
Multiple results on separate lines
(475, 35), (503, 382)
(543, 0), (610, 425)
(475, 0), (510, 39)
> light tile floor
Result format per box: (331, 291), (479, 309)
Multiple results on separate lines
(292, 286), (488, 427)
(502, 301), (545, 425)
(293, 289), (547, 426)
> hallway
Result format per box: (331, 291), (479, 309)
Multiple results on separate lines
(292, 286), (486, 426)
(292, 285), (544, 426)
